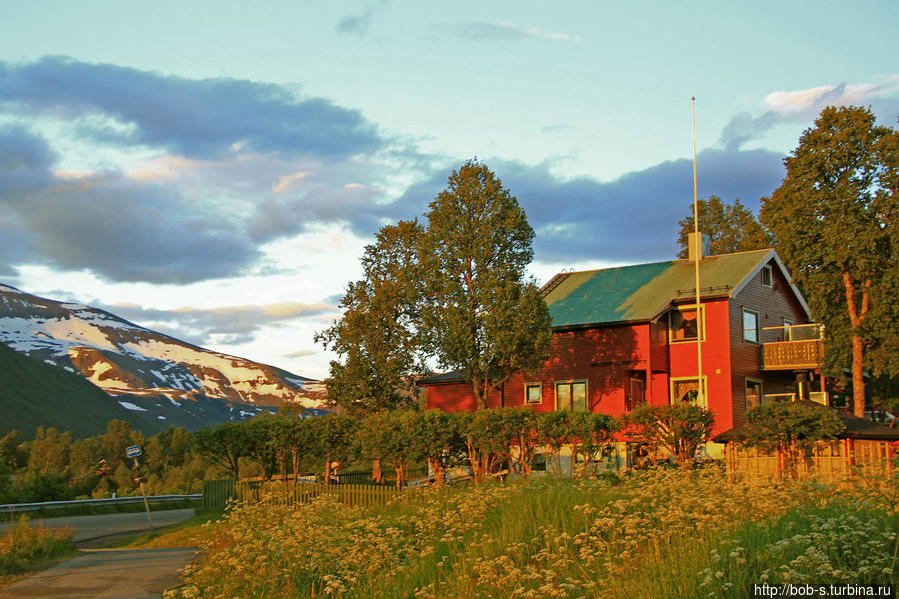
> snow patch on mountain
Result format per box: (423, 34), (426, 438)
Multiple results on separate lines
(0, 284), (325, 411)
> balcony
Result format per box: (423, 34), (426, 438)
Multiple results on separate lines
(762, 392), (828, 405)
(761, 324), (824, 371)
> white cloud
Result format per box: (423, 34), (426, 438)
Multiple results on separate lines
(272, 171), (310, 194)
(764, 78), (899, 117)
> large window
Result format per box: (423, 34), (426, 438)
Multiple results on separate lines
(525, 382), (543, 404)
(555, 380), (588, 412)
(669, 306), (705, 343)
(670, 377), (707, 407)
(742, 308), (760, 343)
(745, 379), (763, 412)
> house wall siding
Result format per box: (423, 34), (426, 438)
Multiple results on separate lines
(729, 260), (811, 425)
(426, 324), (653, 418)
(667, 299), (734, 434)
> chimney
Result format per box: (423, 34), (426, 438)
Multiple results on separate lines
(687, 232), (710, 261)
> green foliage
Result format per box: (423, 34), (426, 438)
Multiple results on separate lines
(625, 403), (715, 468)
(0, 515), (75, 576)
(0, 430), (27, 471)
(536, 410), (574, 475)
(421, 160), (553, 409)
(744, 401), (845, 478)
(676, 195), (773, 258)
(194, 421), (252, 479)
(568, 411), (620, 477)
(308, 413), (358, 483)
(25, 426), (72, 475)
(413, 410), (464, 485)
(760, 105), (898, 417)
(457, 409), (511, 483)
(358, 410), (422, 486)
(318, 161), (552, 414)
(316, 220), (426, 416)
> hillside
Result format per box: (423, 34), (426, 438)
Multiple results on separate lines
(0, 341), (135, 439)
(0, 284), (328, 438)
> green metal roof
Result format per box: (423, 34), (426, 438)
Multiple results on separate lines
(543, 249), (774, 328)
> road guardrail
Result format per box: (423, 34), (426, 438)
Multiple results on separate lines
(0, 494), (202, 514)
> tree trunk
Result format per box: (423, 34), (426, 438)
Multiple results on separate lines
(851, 333), (866, 418)
(842, 271), (870, 419)
(473, 378), (486, 410)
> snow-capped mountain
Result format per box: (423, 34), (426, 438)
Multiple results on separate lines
(0, 284), (327, 418)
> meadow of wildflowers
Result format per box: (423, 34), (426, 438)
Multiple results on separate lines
(167, 466), (897, 598)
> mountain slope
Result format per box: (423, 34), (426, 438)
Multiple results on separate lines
(0, 341), (138, 439)
(0, 284), (328, 436)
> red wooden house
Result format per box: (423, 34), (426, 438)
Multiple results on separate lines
(422, 245), (825, 443)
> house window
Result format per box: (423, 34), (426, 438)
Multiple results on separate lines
(669, 305), (705, 343)
(555, 380), (588, 412)
(743, 308), (760, 343)
(761, 265), (773, 287)
(670, 377), (707, 407)
(783, 318), (794, 341)
(745, 379), (763, 412)
(525, 382), (542, 404)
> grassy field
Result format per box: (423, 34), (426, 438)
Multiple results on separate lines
(0, 515), (77, 585)
(164, 466), (898, 599)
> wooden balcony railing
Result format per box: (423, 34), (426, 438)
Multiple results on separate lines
(762, 339), (824, 370)
(761, 323), (824, 371)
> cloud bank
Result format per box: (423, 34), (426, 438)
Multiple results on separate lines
(107, 300), (336, 346)
(720, 78), (899, 150)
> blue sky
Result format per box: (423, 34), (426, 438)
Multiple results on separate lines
(1, 1), (897, 378)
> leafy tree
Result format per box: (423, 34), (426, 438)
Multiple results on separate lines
(358, 410), (422, 487)
(760, 106), (898, 418)
(568, 412), (620, 478)
(267, 416), (312, 482)
(25, 426), (72, 475)
(492, 407), (542, 479)
(412, 410), (463, 486)
(194, 422), (252, 479)
(676, 196), (772, 258)
(243, 417), (280, 480)
(316, 220), (426, 416)
(307, 414), (358, 485)
(99, 419), (143, 473)
(624, 404), (714, 469)
(744, 401), (845, 479)
(0, 430), (26, 471)
(537, 411), (574, 475)
(458, 409), (511, 484)
(420, 160), (553, 409)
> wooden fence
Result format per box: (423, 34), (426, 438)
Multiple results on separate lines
(203, 479), (411, 510)
(724, 438), (894, 481)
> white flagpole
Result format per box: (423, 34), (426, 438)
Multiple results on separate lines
(692, 97), (704, 406)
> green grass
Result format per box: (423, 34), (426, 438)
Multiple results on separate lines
(117, 508), (224, 548)
(0, 515), (77, 580)
(167, 469), (899, 598)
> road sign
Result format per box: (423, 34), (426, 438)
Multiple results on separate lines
(126, 445), (142, 458)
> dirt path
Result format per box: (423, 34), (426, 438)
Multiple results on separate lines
(0, 546), (197, 599)
(0, 509), (200, 598)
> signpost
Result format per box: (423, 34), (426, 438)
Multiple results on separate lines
(126, 445), (153, 530)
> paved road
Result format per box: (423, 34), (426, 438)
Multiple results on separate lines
(0, 509), (200, 598)
(0, 509), (197, 543)
(0, 547), (198, 599)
